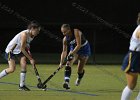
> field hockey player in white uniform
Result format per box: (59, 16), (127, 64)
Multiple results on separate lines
(121, 12), (140, 100)
(0, 21), (41, 91)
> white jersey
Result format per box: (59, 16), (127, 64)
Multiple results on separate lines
(5, 30), (33, 54)
(129, 25), (140, 51)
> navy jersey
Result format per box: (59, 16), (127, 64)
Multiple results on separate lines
(66, 29), (91, 56)
(66, 30), (87, 48)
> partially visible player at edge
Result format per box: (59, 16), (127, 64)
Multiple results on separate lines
(0, 21), (41, 91)
(59, 24), (91, 89)
(121, 12), (140, 100)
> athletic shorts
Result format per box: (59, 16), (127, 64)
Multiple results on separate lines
(5, 52), (16, 61)
(121, 51), (140, 73)
(5, 48), (32, 61)
(70, 42), (91, 57)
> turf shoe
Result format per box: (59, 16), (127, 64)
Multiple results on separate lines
(63, 82), (70, 90)
(19, 85), (30, 91)
(75, 78), (82, 86)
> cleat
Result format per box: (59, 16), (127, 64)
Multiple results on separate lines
(75, 78), (82, 86)
(63, 82), (70, 90)
(19, 85), (30, 91)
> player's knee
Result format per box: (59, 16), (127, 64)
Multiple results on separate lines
(8, 67), (16, 73)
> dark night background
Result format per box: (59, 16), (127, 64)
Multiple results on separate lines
(0, 0), (139, 63)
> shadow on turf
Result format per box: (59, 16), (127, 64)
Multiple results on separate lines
(0, 81), (98, 96)
(94, 89), (122, 93)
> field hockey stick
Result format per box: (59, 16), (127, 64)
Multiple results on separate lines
(41, 54), (74, 87)
(26, 47), (45, 89)
(33, 64), (46, 89)
(41, 66), (62, 87)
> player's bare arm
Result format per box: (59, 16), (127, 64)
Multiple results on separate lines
(136, 29), (140, 39)
(70, 29), (81, 55)
(20, 32), (33, 60)
(60, 36), (67, 66)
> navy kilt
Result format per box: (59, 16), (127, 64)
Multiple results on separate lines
(122, 51), (140, 73)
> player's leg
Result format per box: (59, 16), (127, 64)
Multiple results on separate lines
(0, 59), (16, 79)
(121, 72), (138, 100)
(75, 55), (88, 86)
(0, 52), (16, 79)
(19, 56), (30, 91)
(63, 62), (71, 89)
(75, 41), (91, 86)
(63, 54), (78, 89)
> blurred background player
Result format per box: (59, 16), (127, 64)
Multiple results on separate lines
(0, 21), (41, 91)
(121, 12), (140, 100)
(59, 24), (91, 89)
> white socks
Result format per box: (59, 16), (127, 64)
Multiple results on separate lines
(136, 91), (140, 100)
(0, 70), (8, 79)
(19, 71), (26, 87)
(121, 86), (132, 100)
(0, 70), (27, 88)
